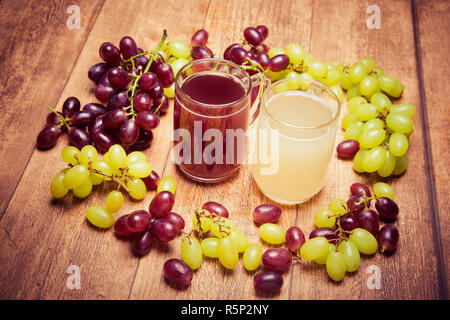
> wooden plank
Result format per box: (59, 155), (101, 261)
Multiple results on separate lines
(0, 0), (105, 216)
(129, 0), (314, 300)
(415, 0), (450, 298)
(289, 0), (441, 299)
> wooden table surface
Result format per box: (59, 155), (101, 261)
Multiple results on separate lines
(0, 0), (448, 300)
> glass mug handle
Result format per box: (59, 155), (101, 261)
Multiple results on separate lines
(249, 72), (271, 124)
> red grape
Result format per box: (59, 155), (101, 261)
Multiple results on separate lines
(136, 111), (159, 130)
(134, 91), (152, 112)
(151, 219), (178, 242)
(243, 27), (263, 46)
(230, 47), (249, 65)
(350, 182), (371, 197)
(375, 197), (399, 220)
(88, 62), (109, 83)
(92, 129), (115, 153)
(71, 111), (95, 128)
(163, 258), (193, 287)
(83, 103), (106, 117)
(107, 91), (129, 110)
(285, 226), (305, 253)
(132, 230), (153, 256)
(95, 84), (115, 104)
(191, 29), (209, 47)
(252, 204), (282, 224)
(36, 125), (62, 149)
(107, 67), (130, 89)
(153, 95), (169, 113)
(134, 56), (149, 69)
(62, 97), (81, 117)
(68, 127), (91, 149)
(262, 248), (292, 272)
(377, 225), (399, 253)
(131, 129), (153, 150)
(138, 72), (158, 92)
(201, 201), (229, 218)
(155, 63), (174, 88)
(256, 25), (269, 40)
(126, 210), (152, 233)
(256, 51), (270, 69)
(269, 54), (289, 72)
(142, 170), (160, 190)
(191, 46), (213, 60)
(114, 214), (134, 237)
(99, 42), (121, 66)
(163, 212), (185, 233)
(102, 109), (128, 129)
(223, 43), (243, 61)
(339, 214), (359, 231)
(119, 119), (139, 147)
(347, 194), (369, 214)
(149, 191), (175, 219)
(356, 209), (379, 236)
(119, 36), (138, 60)
(309, 227), (339, 243)
(337, 140), (360, 159)
(254, 271), (283, 292)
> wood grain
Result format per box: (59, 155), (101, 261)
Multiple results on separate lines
(0, 0), (447, 300)
(0, 0), (105, 216)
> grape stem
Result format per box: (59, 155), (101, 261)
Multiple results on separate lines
(88, 167), (130, 193)
(48, 106), (70, 128)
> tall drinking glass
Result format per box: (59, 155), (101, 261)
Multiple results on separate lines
(173, 58), (268, 183)
(250, 78), (341, 204)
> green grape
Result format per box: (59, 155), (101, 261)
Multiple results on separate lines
(342, 112), (358, 130)
(50, 172), (69, 198)
(168, 40), (190, 58)
(386, 113), (413, 134)
(300, 237), (330, 260)
(353, 149), (368, 173)
(73, 177), (93, 198)
(303, 53), (315, 68)
(105, 190), (124, 213)
(370, 92), (391, 111)
(259, 223), (285, 244)
(91, 160), (112, 182)
(229, 230), (249, 253)
(90, 173), (103, 185)
(126, 178), (146, 200)
(167, 56), (177, 65)
(78, 145), (98, 165)
(347, 84), (362, 99)
(164, 83), (175, 99)
(362, 146), (386, 173)
(356, 103), (378, 121)
(358, 57), (375, 72)
(326, 251), (346, 281)
(181, 236), (202, 270)
(86, 205), (114, 228)
(298, 72), (314, 90)
(363, 118), (384, 132)
(393, 154), (409, 175)
(126, 151), (146, 166)
(243, 244), (263, 271)
(211, 217), (235, 238)
(157, 175), (177, 194)
(128, 161), (152, 178)
(374, 182), (395, 200)
(330, 84), (344, 103)
(378, 75), (397, 93)
(63, 164), (89, 189)
(266, 69), (284, 82)
(328, 199), (347, 215)
(103, 151), (111, 165)
(344, 121), (364, 140)
(390, 103), (416, 118)
(283, 71), (302, 90)
(372, 67), (384, 76)
(340, 71), (352, 90)
(337, 240), (360, 272)
(201, 237), (220, 258)
(314, 243), (335, 265)
(314, 209), (336, 228)
(359, 75), (378, 97)
(389, 81), (404, 98)
(359, 128), (386, 149)
(349, 228), (378, 254)
(192, 215), (211, 233)
(108, 144), (127, 169)
(267, 47), (286, 58)
(273, 80), (292, 94)
(61, 146), (80, 165)
(158, 49), (169, 61)
(377, 150), (396, 177)
(323, 68), (341, 86)
(349, 63), (367, 83)
(389, 132), (409, 156)
(218, 237), (239, 269)
(285, 43), (305, 64)
(170, 58), (189, 77)
(309, 62), (328, 80)
(347, 96), (367, 113)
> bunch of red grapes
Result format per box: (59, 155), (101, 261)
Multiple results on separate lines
(37, 33), (172, 153)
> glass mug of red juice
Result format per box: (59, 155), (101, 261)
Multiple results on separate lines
(173, 58), (269, 183)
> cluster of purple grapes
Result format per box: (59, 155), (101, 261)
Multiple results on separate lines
(189, 29), (213, 60)
(114, 188), (184, 257)
(37, 32), (172, 152)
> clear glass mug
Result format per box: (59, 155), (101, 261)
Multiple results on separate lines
(250, 78), (341, 204)
(173, 58), (269, 183)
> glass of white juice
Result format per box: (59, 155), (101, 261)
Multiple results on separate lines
(250, 78), (341, 205)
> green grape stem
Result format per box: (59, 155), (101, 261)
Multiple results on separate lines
(87, 167), (130, 193)
(48, 106), (70, 129)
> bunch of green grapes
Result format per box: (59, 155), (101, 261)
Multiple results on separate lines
(50, 144), (154, 228)
(338, 93), (416, 177)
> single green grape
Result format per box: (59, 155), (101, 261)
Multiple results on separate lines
(347, 84), (362, 99)
(389, 80), (404, 98)
(108, 144), (127, 169)
(168, 40), (190, 58)
(337, 240), (360, 272)
(344, 121), (364, 140)
(356, 103), (378, 121)
(63, 164), (90, 189)
(126, 151), (147, 166)
(386, 113), (413, 134)
(267, 47), (286, 58)
(73, 178), (93, 198)
(374, 182), (395, 200)
(342, 112), (358, 130)
(128, 161), (152, 178)
(393, 154), (409, 175)
(362, 146), (387, 173)
(170, 58), (189, 77)
(91, 160), (112, 182)
(298, 72), (314, 90)
(90, 173), (103, 185)
(314, 209), (336, 228)
(347, 96), (367, 113)
(259, 223), (285, 245)
(314, 243), (335, 265)
(300, 237), (329, 260)
(211, 217), (235, 238)
(389, 132), (409, 157)
(105, 190), (124, 213)
(164, 83), (175, 98)
(86, 205), (114, 228)
(181, 236), (202, 270)
(359, 128), (386, 149)
(349, 63), (367, 83)
(309, 62), (328, 80)
(201, 237), (220, 258)
(378, 75), (397, 93)
(126, 178), (146, 200)
(330, 84), (344, 103)
(353, 149), (368, 173)
(243, 244), (263, 271)
(303, 53), (315, 68)
(283, 71), (302, 90)
(358, 57), (375, 72)
(370, 92), (391, 111)
(50, 171), (69, 198)
(359, 75), (378, 97)
(273, 80), (292, 94)
(218, 236), (239, 269)
(229, 230), (249, 253)
(285, 43), (305, 64)
(390, 103), (416, 118)
(349, 228), (378, 254)
(157, 175), (177, 194)
(328, 199), (347, 215)
(377, 150), (396, 177)
(363, 118), (384, 132)
(326, 251), (346, 281)
(340, 71), (352, 90)
(61, 146), (80, 165)
(78, 145), (98, 165)
(323, 68), (341, 86)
